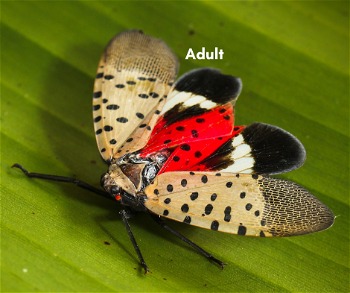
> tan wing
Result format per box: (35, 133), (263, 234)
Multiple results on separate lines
(93, 30), (178, 161)
(144, 172), (334, 237)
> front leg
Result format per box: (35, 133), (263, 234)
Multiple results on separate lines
(12, 163), (111, 200)
(119, 209), (150, 273)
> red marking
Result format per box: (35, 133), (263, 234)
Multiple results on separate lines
(115, 194), (122, 201)
(141, 103), (234, 155)
(140, 103), (245, 173)
(159, 125), (244, 173)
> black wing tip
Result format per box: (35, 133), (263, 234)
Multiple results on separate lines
(243, 123), (306, 175)
(175, 68), (242, 104)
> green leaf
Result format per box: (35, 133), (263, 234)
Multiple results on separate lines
(1, 1), (348, 292)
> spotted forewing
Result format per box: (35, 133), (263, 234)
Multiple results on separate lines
(93, 30), (178, 161)
(144, 172), (334, 236)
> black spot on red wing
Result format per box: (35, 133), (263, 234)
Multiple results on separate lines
(204, 204), (213, 215)
(164, 139), (171, 144)
(211, 220), (219, 231)
(167, 184), (173, 192)
(226, 182), (233, 188)
(246, 203), (253, 211)
(93, 105), (100, 111)
(219, 108), (226, 113)
(201, 175), (208, 183)
(191, 130), (199, 138)
(183, 216), (191, 224)
(109, 139), (117, 145)
(240, 192), (246, 199)
(116, 84), (125, 88)
(190, 192), (198, 200)
(176, 126), (185, 131)
(194, 151), (202, 158)
(196, 118), (205, 123)
(238, 224), (247, 235)
(164, 198), (171, 204)
(181, 204), (189, 213)
(173, 156), (180, 162)
(210, 193), (217, 201)
(223, 115), (230, 120)
(93, 91), (102, 98)
(104, 75), (114, 80)
(116, 117), (128, 123)
(181, 179), (187, 187)
(180, 144), (191, 151)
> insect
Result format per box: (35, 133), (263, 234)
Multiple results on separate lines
(13, 30), (334, 273)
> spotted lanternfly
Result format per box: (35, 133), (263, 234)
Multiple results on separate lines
(13, 30), (334, 273)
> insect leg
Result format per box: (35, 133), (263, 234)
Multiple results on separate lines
(119, 209), (150, 273)
(150, 213), (225, 269)
(12, 163), (111, 200)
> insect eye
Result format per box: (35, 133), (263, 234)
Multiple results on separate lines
(110, 185), (120, 195)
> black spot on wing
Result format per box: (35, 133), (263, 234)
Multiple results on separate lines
(238, 224), (247, 235)
(175, 68), (242, 104)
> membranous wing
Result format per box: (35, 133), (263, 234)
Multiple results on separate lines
(93, 30), (178, 161)
(139, 68), (244, 172)
(139, 68), (305, 175)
